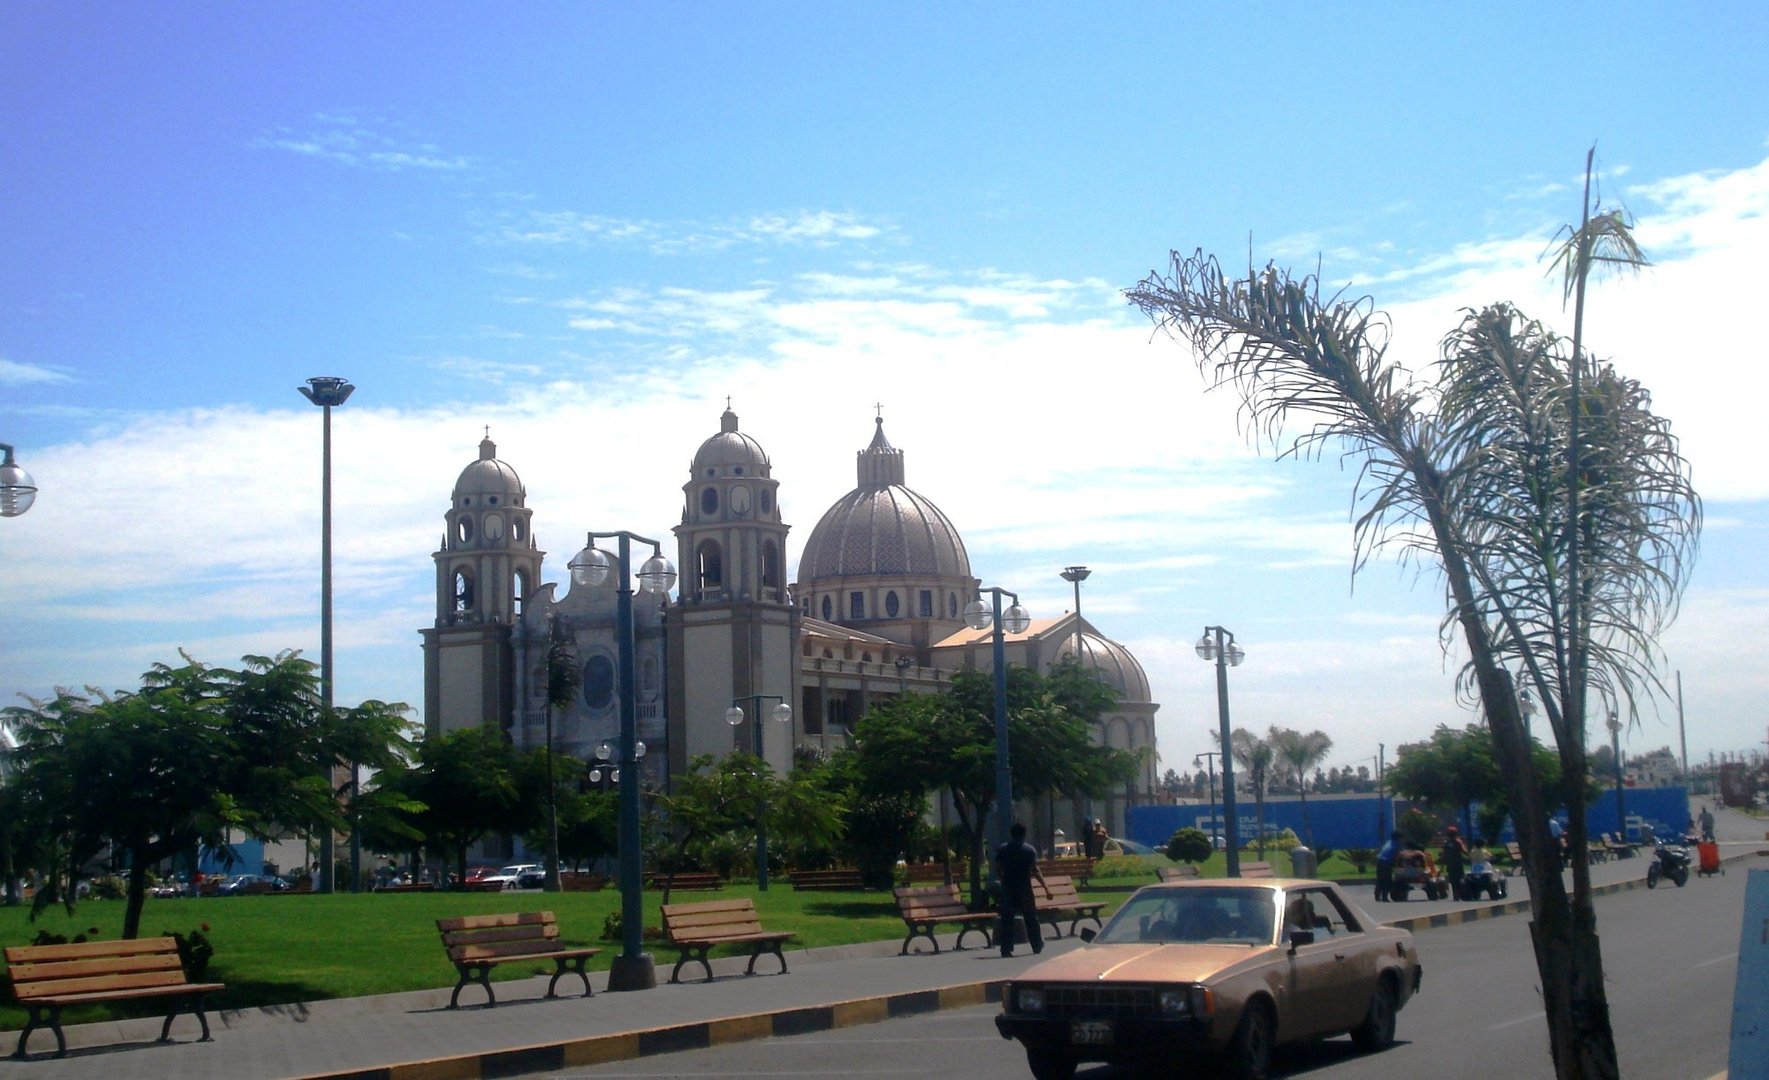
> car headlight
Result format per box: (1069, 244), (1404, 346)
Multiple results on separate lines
(1158, 989), (1190, 1015)
(1015, 986), (1046, 1013)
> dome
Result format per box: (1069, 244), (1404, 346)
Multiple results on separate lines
(1055, 629), (1153, 703)
(691, 406), (770, 478)
(454, 435), (526, 506)
(798, 417), (971, 582)
(799, 485), (972, 580)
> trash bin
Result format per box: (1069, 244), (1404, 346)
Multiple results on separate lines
(1290, 845), (1316, 878)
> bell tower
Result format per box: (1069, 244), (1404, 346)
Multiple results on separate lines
(667, 405), (799, 776)
(420, 434), (544, 737)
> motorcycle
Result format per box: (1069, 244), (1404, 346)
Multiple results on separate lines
(1645, 838), (1692, 889)
(1461, 864), (1509, 901)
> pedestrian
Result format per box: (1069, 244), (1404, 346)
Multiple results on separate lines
(1375, 830), (1400, 902)
(992, 822), (1047, 958)
(1547, 815), (1566, 869)
(1441, 825), (1468, 899)
(1699, 804), (1715, 842)
(1090, 819), (1110, 860)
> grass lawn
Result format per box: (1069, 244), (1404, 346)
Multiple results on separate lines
(0, 856), (1367, 1031)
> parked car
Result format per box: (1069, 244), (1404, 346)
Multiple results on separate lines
(479, 863), (539, 890)
(515, 866), (549, 889)
(214, 874), (291, 896)
(996, 879), (1422, 1079)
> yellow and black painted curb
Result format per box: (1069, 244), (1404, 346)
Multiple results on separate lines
(308, 982), (1002, 1080)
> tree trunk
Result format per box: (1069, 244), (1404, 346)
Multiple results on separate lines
(122, 857), (150, 940)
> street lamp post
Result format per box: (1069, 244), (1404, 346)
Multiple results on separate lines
(1061, 566), (1091, 831)
(725, 696), (792, 890)
(963, 587), (1031, 853)
(298, 376), (354, 893)
(1609, 710), (1626, 839)
(0, 443), (38, 517)
(569, 531), (677, 992)
(1193, 752), (1219, 838)
(1195, 626), (1245, 877)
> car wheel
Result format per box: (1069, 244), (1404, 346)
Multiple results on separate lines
(1223, 1000), (1275, 1080)
(1646, 862), (1660, 888)
(1350, 977), (1399, 1052)
(1391, 884), (1409, 902)
(1024, 1047), (1076, 1080)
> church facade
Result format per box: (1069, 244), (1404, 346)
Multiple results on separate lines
(420, 408), (1159, 855)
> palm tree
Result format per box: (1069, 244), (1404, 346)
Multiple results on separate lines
(1268, 727), (1333, 848)
(1224, 729), (1274, 860)
(1128, 190), (1694, 1077)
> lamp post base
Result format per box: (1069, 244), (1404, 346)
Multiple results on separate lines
(607, 953), (656, 992)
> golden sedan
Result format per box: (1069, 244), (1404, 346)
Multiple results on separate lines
(995, 878), (1422, 1080)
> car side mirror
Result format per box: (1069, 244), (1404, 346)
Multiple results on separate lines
(1079, 927), (1097, 943)
(1288, 929), (1314, 952)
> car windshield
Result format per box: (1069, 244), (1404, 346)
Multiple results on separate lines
(1094, 887), (1276, 946)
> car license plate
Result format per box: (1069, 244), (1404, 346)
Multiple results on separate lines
(1071, 1020), (1113, 1046)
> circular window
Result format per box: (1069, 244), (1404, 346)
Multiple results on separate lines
(701, 487), (719, 515)
(885, 591), (900, 617)
(488, 495), (498, 505)
(582, 654), (616, 712)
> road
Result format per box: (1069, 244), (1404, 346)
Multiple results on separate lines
(571, 863), (1754, 1079)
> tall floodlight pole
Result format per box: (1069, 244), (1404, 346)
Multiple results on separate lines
(298, 376), (354, 893)
(1609, 711), (1626, 838)
(726, 696), (791, 890)
(1061, 566), (1092, 828)
(964, 587), (1031, 853)
(569, 532), (676, 992)
(1194, 752), (1219, 838)
(0, 443), (38, 517)
(1195, 626), (1245, 877)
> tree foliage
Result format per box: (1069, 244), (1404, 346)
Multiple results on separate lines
(654, 753), (845, 902)
(1267, 727), (1333, 846)
(2, 651), (411, 936)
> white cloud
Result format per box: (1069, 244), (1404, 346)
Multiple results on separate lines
(254, 114), (471, 172)
(0, 357), (71, 385)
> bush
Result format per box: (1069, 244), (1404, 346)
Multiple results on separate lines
(1164, 827), (1213, 864)
(1090, 855), (1148, 880)
(1342, 847), (1378, 873)
(1398, 808), (1439, 850)
(165, 925), (215, 980)
(599, 910), (665, 944)
(1246, 828), (1300, 852)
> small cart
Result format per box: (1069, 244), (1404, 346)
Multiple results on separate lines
(1696, 839), (1723, 877)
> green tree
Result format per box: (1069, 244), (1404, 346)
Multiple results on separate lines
(1128, 180), (1694, 1075)
(655, 753), (845, 902)
(1164, 827), (1212, 865)
(399, 725), (529, 881)
(3, 652), (411, 937)
(1268, 726), (1333, 847)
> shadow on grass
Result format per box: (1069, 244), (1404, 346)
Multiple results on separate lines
(801, 899), (898, 919)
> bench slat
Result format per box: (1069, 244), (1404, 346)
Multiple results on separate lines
(436, 911), (555, 933)
(16, 970), (191, 1000)
(9, 952), (184, 984)
(5, 936), (180, 964)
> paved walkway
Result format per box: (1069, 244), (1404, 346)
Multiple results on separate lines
(15, 839), (1764, 1080)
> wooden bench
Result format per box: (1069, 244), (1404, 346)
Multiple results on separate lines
(1239, 861), (1275, 878)
(661, 898), (795, 984)
(1601, 833), (1640, 859)
(434, 911), (598, 1009)
(1036, 855), (1097, 887)
(789, 868), (865, 891)
(1033, 874), (1108, 938)
(902, 862), (968, 885)
(375, 881), (436, 892)
(4, 936), (225, 1059)
(1504, 842), (1528, 876)
(646, 871), (724, 891)
(457, 879), (506, 893)
(892, 884), (995, 955)
(559, 871), (609, 892)
(1156, 864), (1201, 882)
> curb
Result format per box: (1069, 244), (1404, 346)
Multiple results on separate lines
(307, 982), (1002, 1080)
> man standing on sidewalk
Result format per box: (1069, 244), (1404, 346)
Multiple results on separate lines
(993, 822), (1047, 958)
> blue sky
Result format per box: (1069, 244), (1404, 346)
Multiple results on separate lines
(5, 3), (1768, 776)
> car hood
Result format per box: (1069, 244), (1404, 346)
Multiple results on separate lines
(1016, 943), (1274, 984)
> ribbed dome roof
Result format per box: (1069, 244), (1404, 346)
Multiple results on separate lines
(798, 417), (971, 582)
(692, 406), (770, 476)
(1055, 629), (1153, 703)
(799, 485), (972, 580)
(454, 435), (525, 505)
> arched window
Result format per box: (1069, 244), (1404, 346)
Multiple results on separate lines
(761, 540), (781, 591)
(512, 516), (526, 542)
(456, 516), (474, 544)
(701, 487), (719, 515)
(581, 654), (615, 712)
(696, 539), (724, 591)
(453, 569), (474, 612)
(513, 568), (530, 616)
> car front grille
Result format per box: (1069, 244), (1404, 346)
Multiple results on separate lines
(1044, 984), (1160, 1019)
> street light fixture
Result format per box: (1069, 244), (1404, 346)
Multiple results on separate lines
(1195, 626), (1245, 877)
(0, 443), (38, 517)
(298, 376), (354, 893)
(569, 531), (677, 992)
(726, 696), (792, 890)
(964, 587), (1031, 852)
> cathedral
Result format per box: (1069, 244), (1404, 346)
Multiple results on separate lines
(419, 407), (1159, 857)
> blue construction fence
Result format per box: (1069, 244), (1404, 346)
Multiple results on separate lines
(1128, 786), (1690, 853)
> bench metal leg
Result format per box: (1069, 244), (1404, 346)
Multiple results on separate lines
(449, 962), (497, 1008)
(745, 941), (788, 976)
(12, 1004), (65, 1059)
(901, 923), (941, 955)
(670, 945), (714, 984)
(546, 955), (594, 999)
(155, 992), (214, 1044)
(953, 922), (992, 951)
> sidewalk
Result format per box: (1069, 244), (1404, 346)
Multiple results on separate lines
(17, 843), (1763, 1080)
